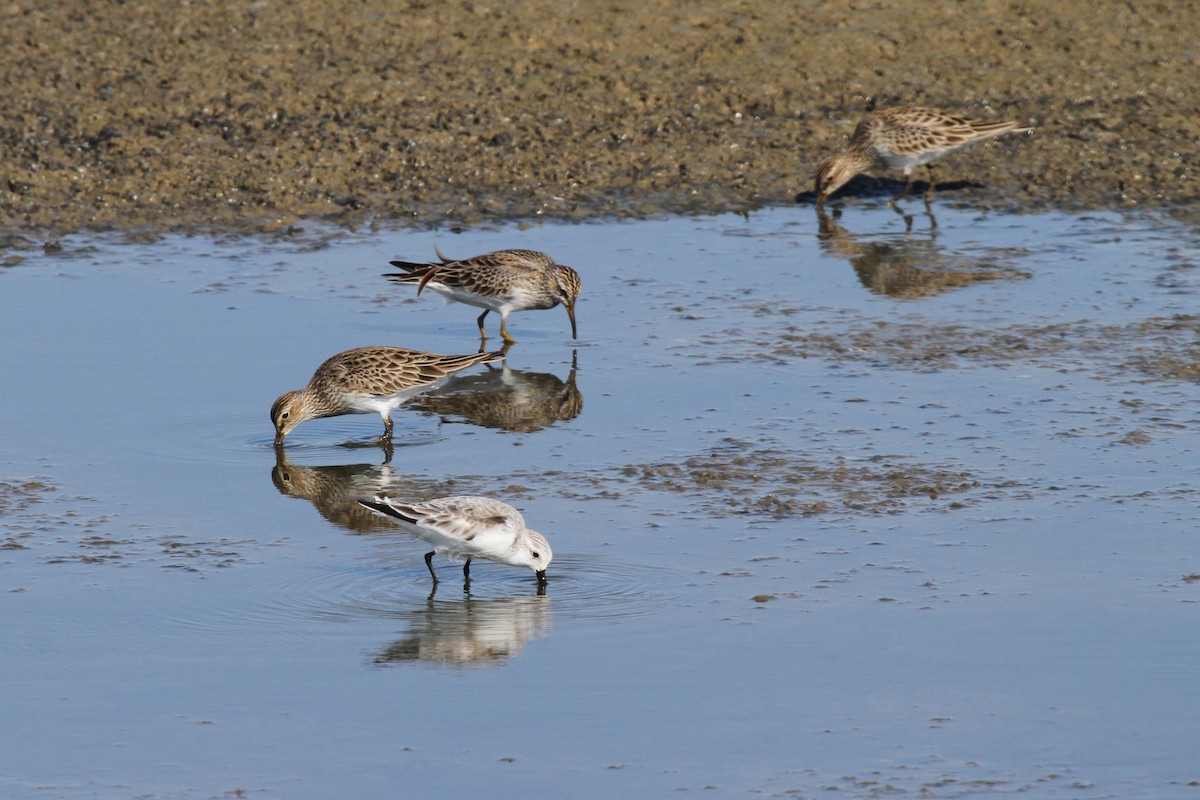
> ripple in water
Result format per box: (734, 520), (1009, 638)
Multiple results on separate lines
(173, 548), (676, 643)
(139, 411), (447, 465)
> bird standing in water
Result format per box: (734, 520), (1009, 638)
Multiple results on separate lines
(385, 248), (581, 343)
(271, 346), (504, 444)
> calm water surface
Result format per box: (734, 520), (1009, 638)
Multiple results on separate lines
(2, 202), (1198, 799)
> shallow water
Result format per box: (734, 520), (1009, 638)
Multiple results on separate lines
(2, 200), (1199, 799)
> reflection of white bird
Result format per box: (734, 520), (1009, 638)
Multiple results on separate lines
(357, 495), (552, 586)
(375, 594), (552, 667)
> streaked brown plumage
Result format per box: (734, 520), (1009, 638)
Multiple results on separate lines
(271, 346), (504, 444)
(815, 105), (1032, 206)
(385, 248), (581, 342)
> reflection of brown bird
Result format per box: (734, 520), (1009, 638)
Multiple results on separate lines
(271, 346), (504, 444)
(385, 248), (582, 342)
(816, 207), (1028, 299)
(375, 593), (552, 668)
(407, 355), (583, 433)
(815, 105), (1031, 207)
(271, 447), (455, 533)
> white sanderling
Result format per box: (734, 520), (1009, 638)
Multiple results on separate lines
(357, 495), (552, 586)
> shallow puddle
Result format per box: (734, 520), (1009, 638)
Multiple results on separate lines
(2, 200), (1198, 798)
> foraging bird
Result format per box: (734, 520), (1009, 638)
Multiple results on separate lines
(357, 495), (553, 585)
(271, 346), (503, 444)
(385, 248), (581, 343)
(814, 105), (1031, 207)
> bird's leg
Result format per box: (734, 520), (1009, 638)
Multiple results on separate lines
(476, 309), (490, 340)
(462, 557), (471, 580)
(424, 551), (439, 583)
(923, 164), (938, 203)
(889, 174), (912, 205)
(499, 316), (517, 344)
(887, 201), (912, 228)
(379, 414), (394, 442)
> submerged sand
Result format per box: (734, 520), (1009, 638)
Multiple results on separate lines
(1, 1), (1196, 237)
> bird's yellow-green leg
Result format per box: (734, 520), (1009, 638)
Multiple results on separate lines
(499, 316), (517, 344)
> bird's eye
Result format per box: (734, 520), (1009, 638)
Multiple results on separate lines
(281, 411), (290, 420)
(532, 552), (541, 559)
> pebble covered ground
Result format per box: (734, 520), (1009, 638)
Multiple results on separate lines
(1, 1), (1196, 236)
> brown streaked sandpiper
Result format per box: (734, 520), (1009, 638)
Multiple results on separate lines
(385, 248), (581, 343)
(271, 346), (504, 445)
(815, 105), (1031, 207)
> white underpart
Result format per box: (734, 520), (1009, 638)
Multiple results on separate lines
(429, 283), (523, 316)
(347, 377), (453, 420)
(397, 513), (532, 568)
(880, 145), (961, 173)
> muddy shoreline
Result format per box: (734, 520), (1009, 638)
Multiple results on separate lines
(1, 1), (1196, 239)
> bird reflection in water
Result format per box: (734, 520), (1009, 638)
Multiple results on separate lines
(374, 591), (551, 668)
(816, 206), (1030, 299)
(407, 352), (583, 433)
(271, 444), (457, 533)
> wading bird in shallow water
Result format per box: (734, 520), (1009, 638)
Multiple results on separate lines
(814, 105), (1032, 207)
(270, 346), (504, 445)
(357, 495), (552, 586)
(384, 248), (581, 343)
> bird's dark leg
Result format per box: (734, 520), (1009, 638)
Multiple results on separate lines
(379, 414), (394, 442)
(476, 310), (490, 340)
(424, 551), (439, 583)
(889, 174), (912, 205)
(924, 164), (938, 203)
(462, 557), (471, 580)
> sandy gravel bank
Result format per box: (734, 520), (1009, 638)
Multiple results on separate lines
(1, 1), (1196, 236)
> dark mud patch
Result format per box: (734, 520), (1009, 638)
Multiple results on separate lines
(604, 447), (984, 519)
(482, 438), (1009, 521)
(0, 475), (248, 572)
(686, 310), (1200, 385)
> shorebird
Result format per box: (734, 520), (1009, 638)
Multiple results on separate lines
(357, 495), (552, 585)
(814, 105), (1031, 207)
(271, 346), (503, 444)
(385, 248), (581, 343)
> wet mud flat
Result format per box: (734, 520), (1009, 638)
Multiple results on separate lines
(1, 0), (1198, 239)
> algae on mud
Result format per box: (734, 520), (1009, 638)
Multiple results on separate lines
(1, 1), (1197, 237)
